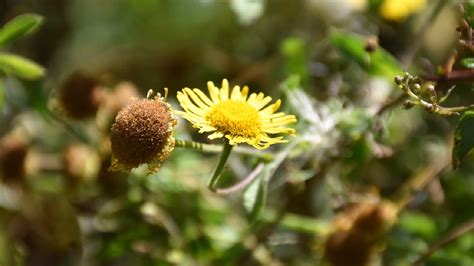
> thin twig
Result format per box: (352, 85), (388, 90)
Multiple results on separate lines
(215, 163), (265, 194)
(424, 69), (474, 82)
(376, 94), (407, 116)
(412, 217), (474, 266)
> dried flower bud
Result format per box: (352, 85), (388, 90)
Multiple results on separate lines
(58, 71), (103, 119)
(364, 36), (378, 53)
(109, 94), (176, 173)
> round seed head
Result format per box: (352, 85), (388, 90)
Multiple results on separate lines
(109, 95), (176, 173)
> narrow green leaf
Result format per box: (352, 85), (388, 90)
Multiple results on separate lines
(453, 111), (474, 169)
(330, 29), (402, 78)
(243, 141), (299, 223)
(243, 174), (267, 224)
(0, 14), (43, 46)
(0, 53), (45, 80)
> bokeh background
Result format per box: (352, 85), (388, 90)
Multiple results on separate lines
(1, 0), (474, 265)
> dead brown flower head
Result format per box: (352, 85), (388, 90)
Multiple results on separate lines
(109, 92), (176, 173)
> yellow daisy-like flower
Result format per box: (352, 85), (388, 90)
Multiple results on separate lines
(177, 79), (297, 149)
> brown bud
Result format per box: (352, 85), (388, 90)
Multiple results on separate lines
(364, 36), (378, 53)
(58, 71), (103, 119)
(109, 95), (176, 173)
(0, 134), (29, 185)
(394, 76), (403, 85)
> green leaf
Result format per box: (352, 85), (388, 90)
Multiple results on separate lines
(243, 141), (299, 223)
(243, 174), (267, 224)
(0, 78), (3, 109)
(330, 29), (402, 78)
(0, 14), (43, 46)
(453, 111), (474, 169)
(461, 58), (474, 69)
(0, 53), (45, 80)
(21, 79), (50, 120)
(399, 211), (437, 239)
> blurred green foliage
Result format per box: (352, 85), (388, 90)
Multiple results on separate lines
(1, 0), (474, 266)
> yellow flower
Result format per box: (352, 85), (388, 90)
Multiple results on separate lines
(379, 0), (426, 22)
(177, 79), (297, 149)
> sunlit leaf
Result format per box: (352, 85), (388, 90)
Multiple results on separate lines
(330, 29), (402, 78)
(0, 14), (43, 46)
(461, 58), (474, 69)
(453, 111), (474, 169)
(399, 211), (437, 239)
(0, 53), (45, 80)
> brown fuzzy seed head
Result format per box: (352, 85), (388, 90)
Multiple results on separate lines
(110, 97), (175, 172)
(59, 71), (102, 119)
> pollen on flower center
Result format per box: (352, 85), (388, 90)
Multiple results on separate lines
(207, 100), (262, 137)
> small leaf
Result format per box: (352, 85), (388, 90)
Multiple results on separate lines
(243, 174), (267, 224)
(0, 14), (44, 46)
(461, 58), (474, 69)
(243, 141), (299, 223)
(0, 53), (45, 80)
(453, 111), (474, 169)
(330, 29), (402, 78)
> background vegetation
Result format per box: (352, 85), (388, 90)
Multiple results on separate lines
(1, 0), (474, 265)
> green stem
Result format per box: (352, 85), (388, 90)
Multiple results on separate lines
(175, 139), (222, 153)
(174, 139), (273, 161)
(208, 140), (233, 191)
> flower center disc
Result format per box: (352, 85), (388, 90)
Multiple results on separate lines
(207, 100), (262, 138)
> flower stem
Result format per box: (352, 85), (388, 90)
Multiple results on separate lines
(174, 139), (273, 161)
(174, 139), (222, 153)
(208, 140), (233, 191)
